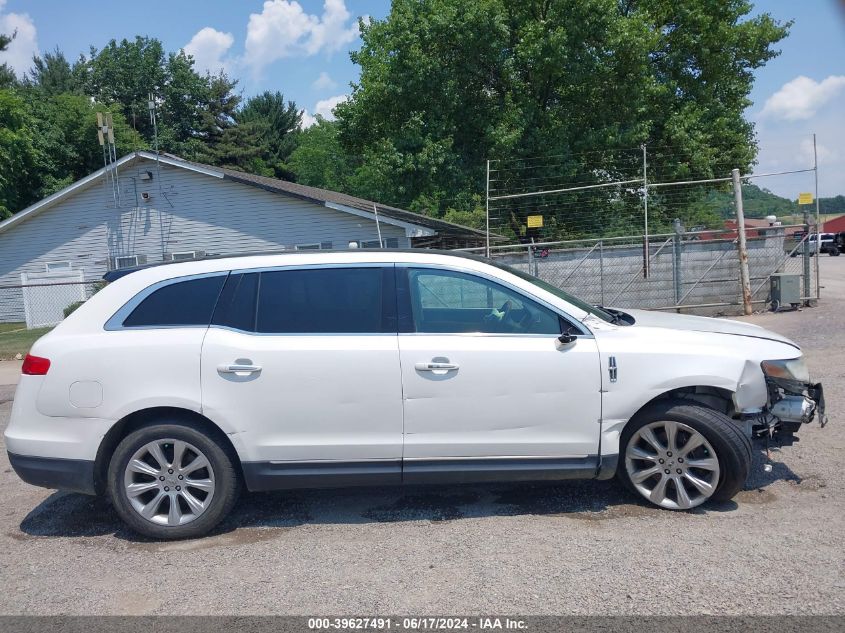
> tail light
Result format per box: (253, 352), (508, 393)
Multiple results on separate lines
(22, 354), (50, 375)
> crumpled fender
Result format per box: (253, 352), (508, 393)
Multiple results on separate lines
(734, 359), (768, 412)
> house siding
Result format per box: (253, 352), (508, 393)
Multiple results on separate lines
(0, 157), (409, 323)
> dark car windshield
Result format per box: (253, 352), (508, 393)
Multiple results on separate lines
(485, 260), (614, 323)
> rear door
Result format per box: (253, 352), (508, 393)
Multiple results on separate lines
(200, 265), (404, 488)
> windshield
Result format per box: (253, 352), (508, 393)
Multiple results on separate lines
(486, 260), (615, 323)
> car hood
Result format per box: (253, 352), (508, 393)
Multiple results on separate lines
(616, 308), (799, 349)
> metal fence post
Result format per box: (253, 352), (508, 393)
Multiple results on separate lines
(802, 207), (811, 305)
(526, 242), (532, 276)
(732, 168), (753, 316)
(599, 240), (605, 306)
(672, 219), (683, 307)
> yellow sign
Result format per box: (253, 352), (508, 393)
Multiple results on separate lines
(527, 215), (544, 228)
(798, 192), (814, 205)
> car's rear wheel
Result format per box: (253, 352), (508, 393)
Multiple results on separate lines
(618, 401), (751, 510)
(108, 422), (240, 539)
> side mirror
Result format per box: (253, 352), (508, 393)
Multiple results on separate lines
(558, 332), (577, 345)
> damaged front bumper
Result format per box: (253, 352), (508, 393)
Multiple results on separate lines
(753, 380), (827, 445)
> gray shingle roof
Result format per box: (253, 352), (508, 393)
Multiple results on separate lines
(160, 153), (488, 240)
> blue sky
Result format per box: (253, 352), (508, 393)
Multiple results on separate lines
(1, 0), (843, 196)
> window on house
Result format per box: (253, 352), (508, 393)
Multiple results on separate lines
(45, 261), (72, 272)
(361, 238), (400, 249)
(293, 242), (337, 251)
(115, 255), (140, 269)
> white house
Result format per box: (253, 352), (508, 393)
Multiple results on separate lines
(0, 151), (486, 325)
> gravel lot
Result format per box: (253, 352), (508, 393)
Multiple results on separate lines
(0, 258), (842, 616)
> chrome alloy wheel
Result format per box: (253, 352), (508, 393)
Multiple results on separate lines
(123, 439), (215, 526)
(625, 420), (721, 510)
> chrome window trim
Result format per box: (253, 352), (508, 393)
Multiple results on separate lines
(209, 324), (397, 337)
(104, 271), (229, 331)
(396, 262), (593, 338)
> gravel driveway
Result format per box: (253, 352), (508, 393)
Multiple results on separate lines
(0, 258), (842, 616)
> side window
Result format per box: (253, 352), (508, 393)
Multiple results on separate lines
(256, 267), (395, 334)
(406, 268), (561, 335)
(122, 275), (226, 327)
(211, 273), (259, 331)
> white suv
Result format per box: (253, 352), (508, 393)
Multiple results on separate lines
(5, 251), (826, 539)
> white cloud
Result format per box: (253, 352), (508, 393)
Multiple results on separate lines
(300, 94), (348, 129)
(300, 109), (318, 128)
(184, 27), (234, 76)
(312, 71), (336, 90)
(760, 75), (845, 121)
(244, 0), (359, 73)
(0, 0), (39, 76)
(315, 94), (348, 119)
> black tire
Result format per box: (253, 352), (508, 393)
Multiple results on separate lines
(831, 248), (840, 257)
(617, 400), (751, 508)
(108, 420), (240, 539)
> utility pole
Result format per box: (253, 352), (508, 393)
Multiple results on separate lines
(813, 133), (820, 300)
(642, 144), (649, 278)
(732, 168), (753, 315)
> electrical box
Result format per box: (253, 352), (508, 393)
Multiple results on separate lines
(770, 273), (800, 308)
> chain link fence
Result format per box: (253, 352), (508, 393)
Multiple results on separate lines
(0, 278), (103, 330)
(460, 223), (819, 315)
(479, 141), (824, 316)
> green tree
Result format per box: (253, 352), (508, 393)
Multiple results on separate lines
(28, 93), (143, 195)
(196, 119), (275, 176)
(238, 91), (301, 178)
(25, 48), (81, 95)
(288, 118), (354, 190)
(0, 29), (17, 88)
(336, 0), (789, 238)
(0, 90), (41, 219)
(80, 37), (239, 157)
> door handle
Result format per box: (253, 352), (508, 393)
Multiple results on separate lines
(415, 361), (459, 372)
(218, 363), (262, 374)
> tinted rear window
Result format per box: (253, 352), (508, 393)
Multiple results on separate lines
(211, 273), (259, 331)
(123, 275), (226, 327)
(256, 267), (394, 334)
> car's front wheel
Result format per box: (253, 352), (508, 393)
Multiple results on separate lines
(618, 401), (751, 510)
(108, 421), (240, 539)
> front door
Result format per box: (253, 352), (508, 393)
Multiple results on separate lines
(200, 265), (403, 489)
(397, 266), (602, 481)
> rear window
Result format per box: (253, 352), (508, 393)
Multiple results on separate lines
(123, 275), (226, 327)
(255, 267), (394, 334)
(211, 273), (259, 331)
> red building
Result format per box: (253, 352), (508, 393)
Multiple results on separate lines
(822, 215), (845, 234)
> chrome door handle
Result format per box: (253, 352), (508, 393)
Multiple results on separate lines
(415, 362), (459, 372)
(218, 363), (262, 373)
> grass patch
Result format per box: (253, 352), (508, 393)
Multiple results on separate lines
(0, 322), (26, 334)
(0, 326), (53, 360)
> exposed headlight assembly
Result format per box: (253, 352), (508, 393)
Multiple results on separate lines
(761, 357), (810, 392)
